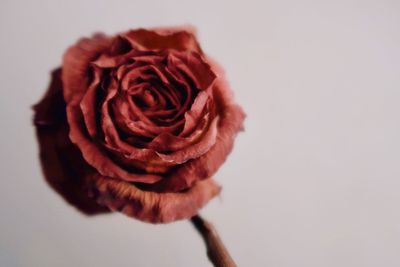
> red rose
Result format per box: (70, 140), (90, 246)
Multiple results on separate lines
(33, 27), (245, 223)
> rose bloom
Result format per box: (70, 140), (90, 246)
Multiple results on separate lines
(33, 27), (245, 223)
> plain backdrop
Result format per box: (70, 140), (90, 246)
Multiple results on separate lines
(1, 0), (400, 266)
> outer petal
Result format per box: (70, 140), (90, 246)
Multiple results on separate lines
(33, 69), (110, 215)
(62, 34), (112, 103)
(122, 26), (202, 53)
(87, 173), (221, 223)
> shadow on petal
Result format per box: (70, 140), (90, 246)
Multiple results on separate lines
(33, 68), (110, 215)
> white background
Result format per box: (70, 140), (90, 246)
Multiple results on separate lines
(1, 0), (400, 266)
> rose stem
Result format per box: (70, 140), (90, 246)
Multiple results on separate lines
(190, 214), (238, 267)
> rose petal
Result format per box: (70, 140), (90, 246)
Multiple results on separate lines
(80, 66), (102, 138)
(167, 51), (216, 91)
(147, 113), (212, 152)
(33, 69), (109, 215)
(122, 28), (202, 52)
(146, 110), (218, 165)
(180, 91), (211, 136)
(155, 116), (219, 164)
(62, 34), (112, 103)
(87, 173), (220, 223)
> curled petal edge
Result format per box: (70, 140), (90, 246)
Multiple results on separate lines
(87, 173), (221, 223)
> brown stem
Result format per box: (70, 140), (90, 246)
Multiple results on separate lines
(190, 214), (237, 267)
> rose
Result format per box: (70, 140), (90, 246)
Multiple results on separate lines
(33, 27), (245, 223)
